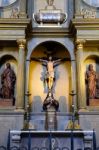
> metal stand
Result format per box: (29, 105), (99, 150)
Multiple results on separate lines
(70, 90), (76, 129)
(24, 91), (31, 129)
(45, 106), (57, 130)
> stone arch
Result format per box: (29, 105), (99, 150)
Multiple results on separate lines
(0, 52), (18, 61)
(83, 53), (99, 63)
(27, 38), (74, 60)
(27, 40), (73, 113)
(0, 54), (17, 75)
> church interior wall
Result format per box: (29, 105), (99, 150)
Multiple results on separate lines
(27, 37), (74, 60)
(79, 112), (99, 148)
(0, 0), (99, 148)
(0, 112), (24, 145)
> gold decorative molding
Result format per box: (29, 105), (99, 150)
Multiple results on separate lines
(76, 39), (86, 49)
(66, 120), (81, 130)
(17, 39), (26, 49)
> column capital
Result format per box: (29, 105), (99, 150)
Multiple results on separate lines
(76, 39), (86, 49)
(17, 39), (26, 49)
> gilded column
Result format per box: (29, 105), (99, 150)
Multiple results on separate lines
(76, 39), (86, 110)
(16, 39), (26, 109)
(19, 0), (27, 18)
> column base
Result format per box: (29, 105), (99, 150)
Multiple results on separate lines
(14, 108), (24, 112)
(78, 107), (88, 112)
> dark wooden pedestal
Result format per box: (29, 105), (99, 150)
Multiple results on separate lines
(0, 98), (13, 107)
(45, 106), (57, 130)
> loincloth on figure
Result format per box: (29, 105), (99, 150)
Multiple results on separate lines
(46, 71), (54, 79)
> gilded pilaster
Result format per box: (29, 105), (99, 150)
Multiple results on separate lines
(76, 39), (86, 110)
(16, 39), (26, 109)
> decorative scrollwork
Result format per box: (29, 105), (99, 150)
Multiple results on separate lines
(81, 8), (96, 18)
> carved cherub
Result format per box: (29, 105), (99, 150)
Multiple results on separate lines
(10, 8), (19, 18)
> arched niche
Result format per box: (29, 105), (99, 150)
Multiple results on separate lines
(0, 55), (17, 106)
(29, 41), (71, 112)
(84, 55), (99, 106)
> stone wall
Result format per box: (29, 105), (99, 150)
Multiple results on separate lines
(0, 111), (24, 146)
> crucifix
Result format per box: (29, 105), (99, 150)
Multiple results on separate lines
(31, 55), (70, 93)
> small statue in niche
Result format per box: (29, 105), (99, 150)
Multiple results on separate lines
(10, 8), (19, 18)
(0, 63), (16, 103)
(43, 91), (59, 111)
(95, 74), (99, 98)
(46, 0), (54, 6)
(85, 64), (97, 99)
(45, 0), (56, 9)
